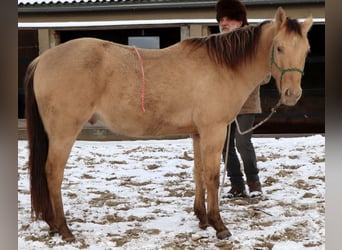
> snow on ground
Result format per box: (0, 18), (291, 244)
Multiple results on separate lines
(18, 135), (325, 249)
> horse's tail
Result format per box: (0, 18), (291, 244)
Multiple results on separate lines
(25, 57), (53, 221)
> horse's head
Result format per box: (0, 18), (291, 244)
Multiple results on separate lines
(271, 7), (312, 106)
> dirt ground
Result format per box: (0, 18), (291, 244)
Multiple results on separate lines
(18, 136), (325, 249)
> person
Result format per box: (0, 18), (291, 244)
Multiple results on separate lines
(216, 0), (263, 198)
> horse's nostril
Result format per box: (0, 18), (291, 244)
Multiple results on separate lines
(285, 89), (291, 97)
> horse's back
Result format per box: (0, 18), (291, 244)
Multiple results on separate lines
(36, 37), (132, 82)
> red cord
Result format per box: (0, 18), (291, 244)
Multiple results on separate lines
(133, 46), (146, 112)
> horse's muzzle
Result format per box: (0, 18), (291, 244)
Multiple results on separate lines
(281, 88), (302, 106)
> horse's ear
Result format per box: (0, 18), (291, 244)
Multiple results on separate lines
(301, 15), (313, 35)
(274, 7), (286, 30)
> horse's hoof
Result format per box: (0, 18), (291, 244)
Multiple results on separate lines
(62, 234), (76, 242)
(216, 229), (232, 239)
(48, 229), (59, 236)
(198, 222), (209, 230)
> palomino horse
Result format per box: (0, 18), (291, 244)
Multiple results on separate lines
(24, 7), (312, 241)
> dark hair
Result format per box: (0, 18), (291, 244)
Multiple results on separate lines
(184, 21), (270, 70)
(216, 0), (248, 26)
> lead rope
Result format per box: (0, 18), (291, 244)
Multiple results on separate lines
(133, 46), (146, 112)
(219, 101), (280, 205)
(235, 100), (282, 135)
(219, 124), (231, 202)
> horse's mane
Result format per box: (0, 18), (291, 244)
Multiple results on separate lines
(285, 17), (303, 36)
(183, 20), (270, 70)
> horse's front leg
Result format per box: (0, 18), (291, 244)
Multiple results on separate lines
(192, 134), (208, 229)
(200, 127), (231, 239)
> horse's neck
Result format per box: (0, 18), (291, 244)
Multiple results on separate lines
(241, 22), (276, 87)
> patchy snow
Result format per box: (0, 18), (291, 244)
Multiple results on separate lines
(18, 135), (325, 249)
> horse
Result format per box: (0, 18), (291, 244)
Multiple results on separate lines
(24, 7), (312, 241)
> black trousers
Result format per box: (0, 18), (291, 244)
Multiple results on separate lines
(222, 114), (260, 186)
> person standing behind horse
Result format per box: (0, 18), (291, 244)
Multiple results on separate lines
(216, 0), (263, 198)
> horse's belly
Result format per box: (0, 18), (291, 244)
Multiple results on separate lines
(100, 114), (197, 138)
(111, 124), (197, 138)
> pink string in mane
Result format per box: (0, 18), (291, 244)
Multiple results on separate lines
(133, 46), (146, 112)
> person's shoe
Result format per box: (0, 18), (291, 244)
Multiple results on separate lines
(223, 185), (247, 199)
(248, 182), (262, 198)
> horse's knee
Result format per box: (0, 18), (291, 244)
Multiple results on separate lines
(204, 172), (220, 197)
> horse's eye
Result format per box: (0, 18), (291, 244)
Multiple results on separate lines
(277, 46), (284, 53)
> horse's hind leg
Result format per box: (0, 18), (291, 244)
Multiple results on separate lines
(192, 134), (208, 229)
(45, 138), (76, 241)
